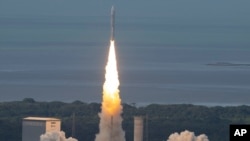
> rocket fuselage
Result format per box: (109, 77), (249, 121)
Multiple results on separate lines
(111, 6), (115, 41)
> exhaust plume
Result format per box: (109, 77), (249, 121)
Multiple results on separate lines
(167, 130), (209, 141)
(95, 40), (125, 141)
(40, 131), (77, 141)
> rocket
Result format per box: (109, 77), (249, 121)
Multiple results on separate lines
(111, 6), (115, 41)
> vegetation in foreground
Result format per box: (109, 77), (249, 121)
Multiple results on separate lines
(0, 98), (250, 141)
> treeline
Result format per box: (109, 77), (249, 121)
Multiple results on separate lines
(0, 98), (250, 141)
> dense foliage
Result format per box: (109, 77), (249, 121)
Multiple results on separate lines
(0, 98), (250, 141)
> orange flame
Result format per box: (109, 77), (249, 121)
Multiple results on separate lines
(102, 40), (122, 116)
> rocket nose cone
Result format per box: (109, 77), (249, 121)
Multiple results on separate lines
(111, 6), (115, 14)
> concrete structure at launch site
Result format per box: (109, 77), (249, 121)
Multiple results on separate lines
(22, 117), (61, 141)
(134, 116), (144, 141)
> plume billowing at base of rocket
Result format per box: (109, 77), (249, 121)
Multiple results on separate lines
(95, 6), (125, 141)
(111, 6), (115, 41)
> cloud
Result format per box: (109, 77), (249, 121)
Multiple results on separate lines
(40, 131), (78, 141)
(167, 130), (209, 141)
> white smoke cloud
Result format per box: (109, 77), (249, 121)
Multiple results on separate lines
(95, 40), (125, 141)
(40, 131), (78, 141)
(167, 130), (209, 141)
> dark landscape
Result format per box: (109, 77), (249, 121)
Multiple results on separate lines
(0, 98), (250, 141)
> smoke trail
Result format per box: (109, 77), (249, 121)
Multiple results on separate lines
(40, 131), (78, 141)
(167, 130), (209, 141)
(95, 40), (125, 141)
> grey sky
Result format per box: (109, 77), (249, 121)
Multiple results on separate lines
(0, 0), (250, 104)
(1, 0), (250, 21)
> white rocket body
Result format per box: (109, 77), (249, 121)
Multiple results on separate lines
(111, 6), (115, 41)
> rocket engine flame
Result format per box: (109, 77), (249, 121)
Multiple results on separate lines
(102, 40), (121, 115)
(95, 40), (125, 141)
